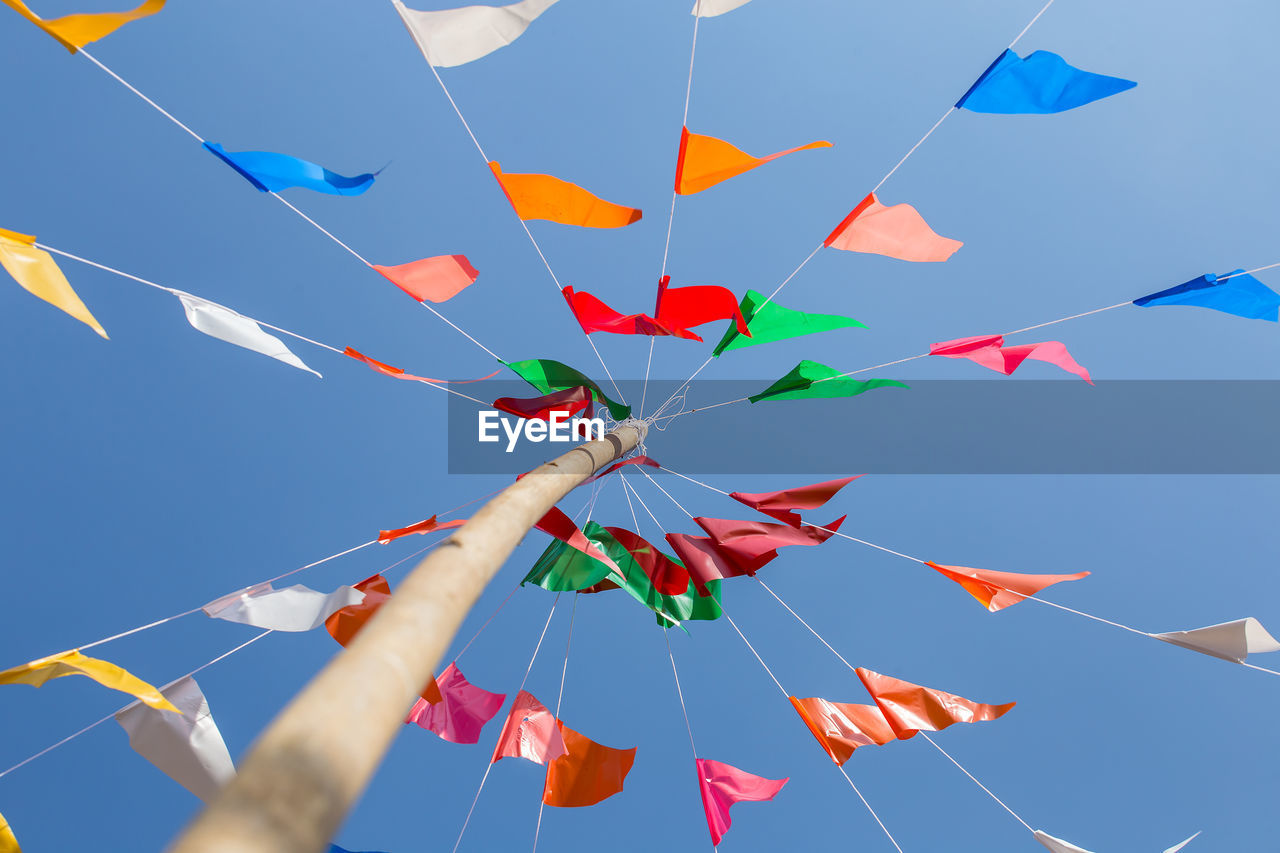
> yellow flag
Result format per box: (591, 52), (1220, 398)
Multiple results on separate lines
(0, 649), (178, 713)
(0, 810), (19, 853)
(2, 0), (165, 53)
(0, 229), (107, 338)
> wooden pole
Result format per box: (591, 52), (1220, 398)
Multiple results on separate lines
(167, 421), (647, 853)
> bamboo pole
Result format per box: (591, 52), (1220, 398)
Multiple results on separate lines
(167, 421), (647, 853)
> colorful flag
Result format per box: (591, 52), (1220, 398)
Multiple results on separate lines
(344, 346), (498, 385)
(176, 292), (320, 376)
(695, 758), (788, 845)
(524, 524), (620, 593)
(0, 228), (107, 337)
(925, 561), (1090, 612)
(378, 515), (466, 544)
(114, 676), (235, 801)
(405, 663), (506, 744)
(489, 162), (641, 228)
(372, 255), (478, 303)
(600, 526), (722, 626)
(713, 289), (864, 356)
(675, 127), (831, 195)
(2, 0), (164, 52)
(789, 696), (895, 764)
(0, 810), (19, 853)
(495, 386), (594, 422)
(1133, 270), (1280, 321)
(730, 475), (861, 526)
(504, 358), (630, 419)
(542, 721), (636, 807)
(957, 49), (1136, 114)
(654, 276), (749, 338)
(692, 0), (753, 16)
(535, 507), (622, 577)
(824, 193), (962, 262)
(202, 582), (365, 632)
(666, 532), (771, 596)
(0, 649), (178, 712)
(1033, 829), (1198, 853)
(750, 360), (908, 402)
(393, 0), (559, 68)
(585, 455), (660, 484)
(856, 668), (1013, 739)
(491, 690), (566, 765)
(561, 286), (694, 338)
(693, 516), (843, 569)
(1152, 617), (1280, 664)
(929, 334), (1091, 382)
(204, 143), (376, 196)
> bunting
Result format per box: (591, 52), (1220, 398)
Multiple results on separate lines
(693, 515), (843, 568)
(855, 667), (1014, 739)
(929, 334), (1092, 382)
(824, 193), (963, 262)
(491, 690), (566, 765)
(750, 360), (908, 402)
(405, 663), (505, 744)
(1152, 618), (1280, 664)
(713, 290), (864, 356)
(654, 276), (749, 338)
(666, 532), (771, 596)
(675, 127), (831, 195)
(345, 346), (499, 385)
(0, 650), (178, 712)
(561, 286), (694, 338)
(372, 255), (478, 303)
(585, 455), (660, 484)
(203, 143), (376, 196)
(202, 582), (365, 632)
(0, 228), (107, 338)
(393, 0), (559, 68)
(730, 475), (861, 526)
(695, 758), (788, 846)
(0, 810), (18, 853)
(489, 163), (642, 229)
(378, 515), (467, 544)
(178, 292), (320, 376)
(534, 507), (622, 577)
(1134, 270), (1280, 321)
(504, 358), (630, 419)
(494, 386), (594, 422)
(2, 0), (164, 52)
(1033, 829), (1199, 853)
(789, 696), (895, 764)
(542, 721), (636, 807)
(957, 49), (1136, 114)
(925, 561), (1090, 612)
(692, 0), (753, 16)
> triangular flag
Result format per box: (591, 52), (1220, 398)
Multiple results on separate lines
(114, 675), (235, 801)
(202, 582), (365, 632)
(653, 276), (749, 338)
(393, 0), (559, 68)
(344, 346), (498, 385)
(0, 649), (178, 712)
(0, 228), (107, 337)
(0, 809), (19, 853)
(176, 292), (319, 376)
(694, 515), (843, 568)
(713, 289), (864, 356)
(666, 532), (771, 596)
(1032, 829), (1198, 853)
(824, 193), (962, 262)
(692, 0), (753, 16)
(695, 758), (788, 846)
(585, 455), (660, 484)
(675, 127), (831, 195)
(730, 475), (861, 526)
(495, 386), (594, 423)
(957, 48), (1135, 114)
(524, 525), (620, 593)
(1, 0), (164, 52)
(491, 690), (566, 765)
(750, 360), (908, 402)
(789, 696), (895, 765)
(535, 507), (622, 577)
(378, 515), (466, 544)
(561, 286), (695, 338)
(1134, 270), (1280, 321)
(405, 663), (506, 744)
(504, 357), (630, 420)
(930, 334), (1092, 382)
(1152, 618), (1280, 664)
(204, 143), (376, 196)
(372, 254), (478, 303)
(489, 162), (641, 229)
(856, 667), (1013, 739)
(925, 561), (1090, 612)
(542, 720), (636, 807)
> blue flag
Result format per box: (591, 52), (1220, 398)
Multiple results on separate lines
(956, 49), (1136, 114)
(204, 143), (377, 195)
(329, 846), (388, 853)
(1134, 270), (1280, 321)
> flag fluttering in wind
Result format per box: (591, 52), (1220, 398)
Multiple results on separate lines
(789, 696), (895, 764)
(2, 0), (164, 52)
(856, 668), (1014, 739)
(524, 522), (620, 593)
(750, 360), (908, 402)
(562, 286), (696, 338)
(405, 663), (506, 744)
(930, 334), (1092, 382)
(494, 386), (594, 422)
(489, 163), (641, 228)
(535, 507), (622, 577)
(393, 0), (560, 68)
(542, 721), (636, 807)
(203, 143), (376, 196)
(1134, 270), (1280, 321)
(730, 475), (861, 526)
(0, 228), (107, 337)
(691, 0), (753, 16)
(1152, 618), (1280, 664)
(956, 49), (1136, 114)
(695, 758), (788, 845)
(372, 255), (478, 303)
(1033, 829), (1199, 853)
(654, 276), (750, 338)
(0, 809), (18, 853)
(505, 358), (630, 419)
(178, 293), (320, 376)
(693, 516), (843, 569)
(345, 346), (498, 385)
(202, 583), (365, 632)
(713, 289), (864, 356)
(666, 532), (769, 596)
(925, 561), (1090, 612)
(0, 650), (178, 712)
(378, 515), (466, 545)
(824, 193), (963, 262)
(675, 128), (831, 195)
(491, 690), (566, 765)
(585, 456), (660, 484)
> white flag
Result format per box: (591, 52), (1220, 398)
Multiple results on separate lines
(202, 582), (364, 632)
(1034, 829), (1199, 853)
(177, 292), (320, 377)
(1152, 617), (1280, 663)
(114, 676), (235, 802)
(1165, 833), (1200, 853)
(394, 0), (559, 68)
(692, 0), (754, 17)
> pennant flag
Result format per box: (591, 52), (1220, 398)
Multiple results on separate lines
(345, 346), (498, 385)
(393, 0), (559, 68)
(1134, 270), (1280, 321)
(542, 721), (636, 807)
(925, 561), (1090, 612)
(1033, 829), (1199, 853)
(0, 810), (18, 853)
(495, 386), (594, 423)
(856, 667), (1013, 739)
(1152, 617), (1280, 664)
(666, 532), (772, 597)
(750, 360), (908, 402)
(957, 48), (1136, 114)
(695, 758), (788, 846)
(730, 475), (860, 526)
(654, 276), (750, 338)
(405, 663), (506, 744)
(202, 582), (365, 632)
(489, 162), (641, 229)
(694, 515), (843, 568)
(491, 690), (566, 765)
(713, 289), (864, 356)
(562, 286), (695, 339)
(0, 228), (107, 338)
(330, 846), (390, 853)
(177, 292), (319, 376)
(378, 515), (466, 544)
(504, 358), (630, 419)
(585, 455), (660, 484)
(2, 0), (164, 52)
(114, 676), (235, 802)
(824, 193), (962, 262)
(1165, 833), (1201, 852)
(675, 127), (831, 195)
(930, 334), (1091, 382)
(535, 507), (622, 577)
(204, 143), (376, 196)
(524, 524), (619, 593)
(0, 649), (178, 712)
(692, 0), (753, 16)
(372, 255), (478, 303)
(605, 525), (690, 596)
(789, 696), (895, 764)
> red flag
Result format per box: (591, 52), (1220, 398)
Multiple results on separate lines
(653, 275), (750, 337)
(344, 346), (500, 385)
(695, 758), (788, 845)
(586, 455), (661, 484)
(542, 721), (637, 807)
(926, 561), (1090, 612)
(535, 507), (621, 577)
(856, 668), (1014, 740)
(789, 696), (896, 764)
(493, 386), (593, 422)
(405, 663), (505, 744)
(377, 515), (466, 544)
(606, 526), (691, 595)
(693, 515), (844, 565)
(729, 475), (861, 526)
(930, 334), (1092, 383)
(371, 254), (478, 303)
(562, 286), (699, 339)
(665, 532), (773, 596)
(491, 690), (566, 765)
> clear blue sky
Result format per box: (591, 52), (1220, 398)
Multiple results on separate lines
(2, 0), (1279, 850)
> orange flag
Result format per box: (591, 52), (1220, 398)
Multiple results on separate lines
(489, 162), (641, 229)
(2, 0), (164, 53)
(675, 127), (831, 195)
(542, 721), (636, 807)
(926, 561), (1090, 612)
(378, 515), (467, 545)
(789, 696), (895, 765)
(824, 193), (962, 262)
(856, 668), (1013, 739)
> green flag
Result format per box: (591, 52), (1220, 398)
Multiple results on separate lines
(504, 358), (631, 420)
(749, 359), (909, 402)
(713, 290), (865, 356)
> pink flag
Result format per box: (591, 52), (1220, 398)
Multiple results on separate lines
(405, 662), (505, 744)
(695, 758), (788, 846)
(824, 193), (962, 262)
(666, 532), (772, 596)
(535, 507), (621, 576)
(930, 334), (1092, 383)
(926, 561), (1090, 612)
(491, 690), (566, 765)
(729, 475), (861, 526)
(372, 254), (478, 303)
(693, 515), (844, 565)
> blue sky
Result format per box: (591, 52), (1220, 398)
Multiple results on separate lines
(2, 0), (1279, 850)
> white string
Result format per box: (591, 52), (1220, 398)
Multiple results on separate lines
(665, 632), (700, 758)
(836, 767), (907, 853)
(722, 613), (788, 697)
(920, 733), (1034, 831)
(453, 579), (522, 663)
(1007, 0), (1057, 49)
(869, 107), (956, 195)
(755, 578), (860, 674)
(637, 469), (694, 519)
(533, 594), (578, 853)
(78, 49), (204, 142)
(1223, 260), (1280, 279)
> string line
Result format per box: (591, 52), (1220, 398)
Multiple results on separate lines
(533, 594), (578, 852)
